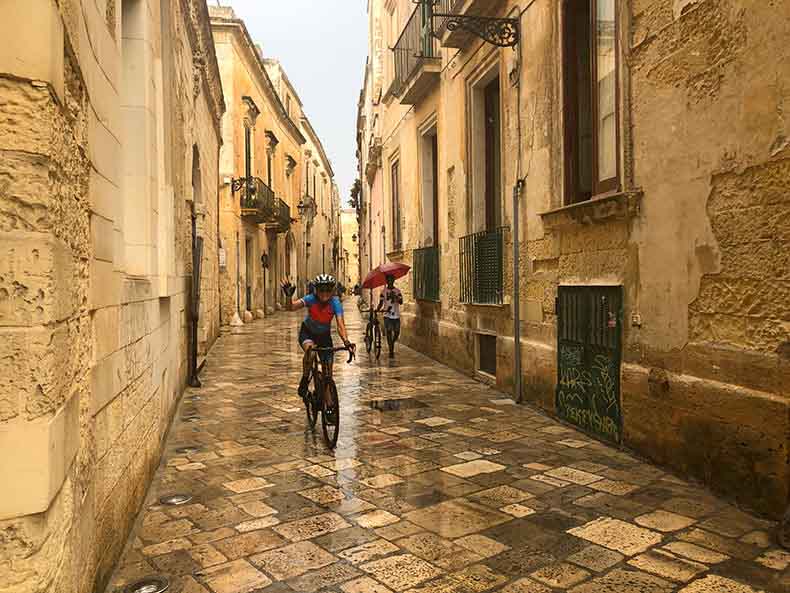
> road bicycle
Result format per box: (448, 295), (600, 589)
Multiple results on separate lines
(360, 308), (382, 360)
(303, 345), (355, 449)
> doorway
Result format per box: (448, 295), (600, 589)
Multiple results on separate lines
(245, 236), (253, 312)
(556, 285), (623, 443)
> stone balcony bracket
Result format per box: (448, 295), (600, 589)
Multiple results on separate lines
(539, 189), (643, 230)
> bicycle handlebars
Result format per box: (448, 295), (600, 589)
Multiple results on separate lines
(314, 344), (356, 363)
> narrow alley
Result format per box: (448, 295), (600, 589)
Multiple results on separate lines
(106, 311), (787, 593)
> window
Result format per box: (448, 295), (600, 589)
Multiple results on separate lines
(391, 160), (402, 250)
(484, 77), (501, 230)
(478, 334), (497, 377)
(563, 0), (619, 204)
(468, 67), (502, 234)
(420, 126), (439, 246)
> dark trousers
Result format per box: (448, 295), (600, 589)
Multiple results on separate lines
(384, 318), (400, 350)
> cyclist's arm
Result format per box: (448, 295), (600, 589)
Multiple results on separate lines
(281, 281), (306, 311)
(286, 298), (305, 311)
(336, 315), (351, 345)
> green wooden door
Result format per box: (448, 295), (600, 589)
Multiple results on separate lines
(556, 286), (623, 443)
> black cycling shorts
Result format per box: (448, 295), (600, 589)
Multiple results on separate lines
(298, 322), (334, 363)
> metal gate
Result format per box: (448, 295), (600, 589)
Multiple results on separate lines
(556, 285), (623, 444)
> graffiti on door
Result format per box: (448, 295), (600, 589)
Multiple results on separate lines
(556, 286), (622, 443)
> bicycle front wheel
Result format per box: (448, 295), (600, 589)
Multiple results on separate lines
(306, 374), (320, 429)
(321, 380), (340, 449)
(374, 323), (382, 360)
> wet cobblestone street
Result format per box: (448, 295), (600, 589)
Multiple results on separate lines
(108, 311), (788, 593)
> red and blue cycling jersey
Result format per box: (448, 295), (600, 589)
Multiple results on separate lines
(301, 294), (343, 335)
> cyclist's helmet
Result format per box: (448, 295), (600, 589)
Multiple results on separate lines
(313, 274), (336, 291)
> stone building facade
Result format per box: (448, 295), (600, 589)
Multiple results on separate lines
(0, 1), (224, 592)
(340, 208), (361, 290)
(211, 7), (340, 319)
(210, 7), (305, 323)
(357, 0), (789, 517)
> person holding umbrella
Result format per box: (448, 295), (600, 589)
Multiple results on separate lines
(361, 262), (410, 359)
(376, 274), (403, 358)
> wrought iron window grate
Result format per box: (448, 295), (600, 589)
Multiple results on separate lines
(459, 227), (506, 305)
(413, 246), (440, 301)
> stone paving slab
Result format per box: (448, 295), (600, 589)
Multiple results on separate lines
(106, 311), (786, 593)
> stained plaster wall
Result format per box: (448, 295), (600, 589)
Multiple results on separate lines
(0, 1), (224, 592)
(364, 0), (789, 516)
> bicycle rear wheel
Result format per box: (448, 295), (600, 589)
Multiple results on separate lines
(321, 380), (340, 449)
(374, 323), (382, 360)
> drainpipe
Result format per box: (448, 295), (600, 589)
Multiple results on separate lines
(513, 179), (524, 403)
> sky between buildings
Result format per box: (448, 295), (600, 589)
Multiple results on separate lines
(217, 0), (368, 206)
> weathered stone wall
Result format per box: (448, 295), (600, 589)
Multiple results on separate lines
(0, 2), (224, 593)
(365, 0), (789, 516)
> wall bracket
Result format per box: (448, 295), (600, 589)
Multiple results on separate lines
(433, 13), (520, 48)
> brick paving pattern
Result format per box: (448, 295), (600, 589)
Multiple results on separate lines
(107, 311), (788, 593)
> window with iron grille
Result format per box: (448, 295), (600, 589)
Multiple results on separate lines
(413, 246), (439, 301)
(391, 160), (402, 250)
(459, 227), (506, 304)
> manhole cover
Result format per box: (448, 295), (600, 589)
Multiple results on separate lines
(159, 494), (192, 506)
(175, 445), (202, 455)
(124, 577), (169, 593)
(369, 398), (427, 412)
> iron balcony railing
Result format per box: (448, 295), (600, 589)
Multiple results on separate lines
(393, 3), (440, 96)
(413, 246), (440, 301)
(432, 0), (463, 35)
(275, 198), (291, 233)
(459, 227), (506, 305)
(239, 177), (276, 222)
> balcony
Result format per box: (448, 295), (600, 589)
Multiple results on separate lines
(433, 0), (507, 49)
(393, 4), (441, 105)
(239, 177), (276, 224)
(413, 246), (440, 302)
(459, 227), (506, 305)
(265, 198), (292, 234)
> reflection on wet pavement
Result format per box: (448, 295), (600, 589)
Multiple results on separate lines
(107, 311), (787, 593)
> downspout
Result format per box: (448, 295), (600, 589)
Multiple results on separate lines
(511, 10), (525, 404)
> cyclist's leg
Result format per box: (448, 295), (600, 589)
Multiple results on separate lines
(298, 324), (316, 397)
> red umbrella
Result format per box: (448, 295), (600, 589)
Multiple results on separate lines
(362, 262), (411, 289)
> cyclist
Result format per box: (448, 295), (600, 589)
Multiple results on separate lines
(281, 274), (355, 402)
(376, 274), (403, 358)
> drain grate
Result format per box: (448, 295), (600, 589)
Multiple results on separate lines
(175, 445), (202, 455)
(369, 398), (427, 412)
(159, 494), (193, 506)
(124, 576), (169, 593)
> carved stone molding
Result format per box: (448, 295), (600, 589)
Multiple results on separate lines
(285, 155), (297, 176)
(540, 190), (643, 229)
